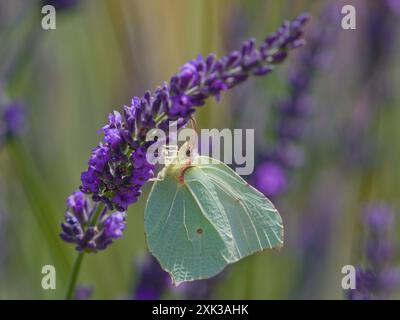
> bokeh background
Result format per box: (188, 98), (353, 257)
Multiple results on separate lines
(0, 0), (399, 299)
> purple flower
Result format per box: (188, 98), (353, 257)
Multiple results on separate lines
(250, 6), (339, 198)
(365, 203), (393, 235)
(74, 285), (93, 300)
(253, 162), (288, 198)
(74, 14), (309, 213)
(348, 203), (400, 300)
(348, 267), (400, 300)
(104, 128), (123, 149)
(60, 191), (127, 252)
(343, 1), (399, 167)
(96, 211), (127, 250)
(133, 255), (169, 300)
(103, 212), (126, 238)
(80, 168), (100, 194)
(364, 204), (395, 269)
(88, 144), (110, 171)
(112, 188), (141, 212)
(1, 102), (25, 139)
(66, 191), (89, 221)
(347, 267), (376, 300)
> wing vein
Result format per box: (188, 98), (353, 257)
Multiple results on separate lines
(209, 176), (265, 250)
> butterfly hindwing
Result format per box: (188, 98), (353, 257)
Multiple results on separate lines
(145, 169), (232, 285)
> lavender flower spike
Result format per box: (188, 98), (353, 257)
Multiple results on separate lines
(77, 13), (309, 214)
(253, 7), (338, 199)
(348, 203), (400, 300)
(60, 191), (127, 252)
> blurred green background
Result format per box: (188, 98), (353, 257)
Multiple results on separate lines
(0, 0), (399, 299)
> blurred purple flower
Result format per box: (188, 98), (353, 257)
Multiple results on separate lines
(347, 267), (376, 300)
(74, 285), (93, 300)
(349, 266), (400, 300)
(253, 162), (288, 198)
(1, 101), (25, 139)
(346, 17), (400, 291)
(133, 255), (169, 300)
(364, 204), (395, 269)
(253, 7), (339, 198)
(343, 1), (399, 166)
(348, 203), (400, 300)
(365, 204), (393, 234)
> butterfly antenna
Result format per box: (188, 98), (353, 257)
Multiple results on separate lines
(189, 116), (198, 135)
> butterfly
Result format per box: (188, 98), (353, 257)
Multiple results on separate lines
(144, 143), (283, 285)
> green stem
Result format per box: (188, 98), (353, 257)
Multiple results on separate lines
(154, 112), (166, 125)
(89, 203), (106, 226)
(65, 252), (85, 300)
(64, 203), (105, 300)
(7, 139), (70, 278)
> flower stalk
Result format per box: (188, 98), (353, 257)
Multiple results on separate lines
(65, 252), (85, 300)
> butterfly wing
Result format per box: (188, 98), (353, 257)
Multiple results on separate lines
(144, 169), (233, 285)
(191, 156), (284, 258)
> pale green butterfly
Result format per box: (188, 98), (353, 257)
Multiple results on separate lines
(144, 143), (283, 285)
